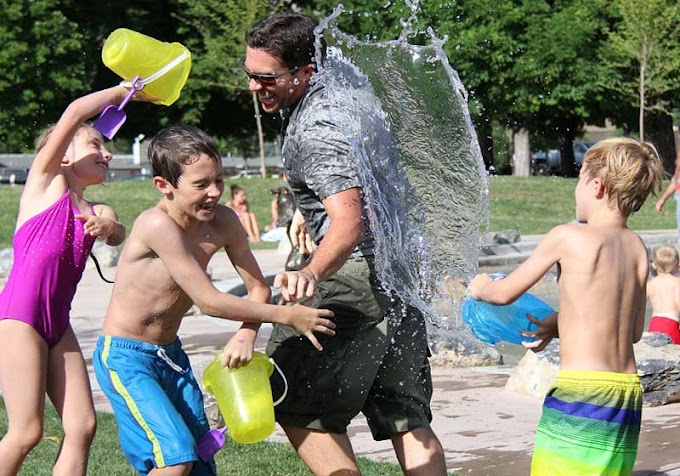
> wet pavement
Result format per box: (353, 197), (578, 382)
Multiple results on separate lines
(62, 231), (680, 474)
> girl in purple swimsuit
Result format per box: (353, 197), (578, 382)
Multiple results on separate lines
(0, 86), (151, 475)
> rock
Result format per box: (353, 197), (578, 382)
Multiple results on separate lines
(430, 329), (504, 368)
(0, 248), (13, 279)
(505, 340), (559, 397)
(504, 333), (680, 407)
(484, 229), (521, 245)
(636, 333), (680, 406)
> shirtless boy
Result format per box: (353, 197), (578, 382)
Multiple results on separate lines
(469, 137), (663, 475)
(93, 124), (334, 476)
(646, 244), (680, 344)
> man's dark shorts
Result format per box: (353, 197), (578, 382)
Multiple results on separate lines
(266, 256), (433, 441)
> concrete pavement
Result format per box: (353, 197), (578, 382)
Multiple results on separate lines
(65, 231), (680, 475)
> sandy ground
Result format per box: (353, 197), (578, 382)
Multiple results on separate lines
(59, 249), (680, 475)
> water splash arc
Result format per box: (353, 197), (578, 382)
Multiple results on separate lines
(315, 8), (489, 342)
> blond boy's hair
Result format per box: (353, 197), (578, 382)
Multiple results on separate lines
(581, 137), (663, 216)
(653, 245), (679, 274)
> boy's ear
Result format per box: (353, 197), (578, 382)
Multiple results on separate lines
(592, 177), (606, 198)
(153, 176), (173, 196)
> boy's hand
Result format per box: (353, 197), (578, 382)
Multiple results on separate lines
(221, 328), (257, 368)
(76, 214), (122, 244)
(274, 269), (318, 302)
(283, 303), (335, 351)
(521, 312), (559, 352)
(468, 273), (494, 300)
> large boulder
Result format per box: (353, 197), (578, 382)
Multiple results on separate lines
(505, 332), (680, 406)
(0, 248), (12, 281)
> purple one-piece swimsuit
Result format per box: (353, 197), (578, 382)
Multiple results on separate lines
(0, 190), (95, 348)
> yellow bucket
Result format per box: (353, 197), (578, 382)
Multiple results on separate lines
(203, 352), (287, 444)
(101, 28), (191, 106)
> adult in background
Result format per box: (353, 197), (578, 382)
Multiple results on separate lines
(244, 12), (446, 476)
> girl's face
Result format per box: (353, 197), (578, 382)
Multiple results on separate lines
(233, 189), (246, 203)
(67, 127), (112, 185)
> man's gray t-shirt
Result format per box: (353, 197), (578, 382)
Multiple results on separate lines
(281, 79), (374, 258)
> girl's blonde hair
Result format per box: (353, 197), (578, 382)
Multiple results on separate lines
(34, 123), (94, 153)
(581, 137), (663, 217)
(653, 245), (679, 274)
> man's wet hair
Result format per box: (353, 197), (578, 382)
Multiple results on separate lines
(246, 12), (325, 69)
(148, 124), (221, 187)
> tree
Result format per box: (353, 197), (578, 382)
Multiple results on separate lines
(604, 0), (680, 143)
(0, 0), (89, 151)
(176, 0), (276, 169)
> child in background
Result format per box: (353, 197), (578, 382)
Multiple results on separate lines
(469, 137), (663, 476)
(654, 147), (680, 233)
(646, 245), (680, 344)
(226, 184), (262, 242)
(0, 86), (148, 475)
(93, 124), (335, 475)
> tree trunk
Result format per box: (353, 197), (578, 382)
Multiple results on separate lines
(512, 129), (531, 177)
(252, 92), (267, 178)
(645, 110), (676, 174)
(475, 113), (494, 171)
(639, 60), (646, 142)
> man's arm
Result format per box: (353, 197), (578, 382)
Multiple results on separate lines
(275, 187), (364, 301)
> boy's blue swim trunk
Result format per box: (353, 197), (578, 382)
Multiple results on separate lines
(93, 335), (216, 475)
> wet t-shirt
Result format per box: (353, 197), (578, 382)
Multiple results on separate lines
(281, 79), (374, 258)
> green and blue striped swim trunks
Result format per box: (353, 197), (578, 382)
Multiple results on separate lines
(531, 370), (642, 476)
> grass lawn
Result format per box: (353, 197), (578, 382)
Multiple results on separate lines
(0, 175), (675, 249)
(0, 401), (409, 475)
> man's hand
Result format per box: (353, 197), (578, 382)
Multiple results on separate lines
(274, 269), (318, 302)
(289, 209), (315, 255)
(521, 312), (558, 352)
(656, 197), (667, 213)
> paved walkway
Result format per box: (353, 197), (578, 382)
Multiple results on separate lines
(67, 231), (680, 475)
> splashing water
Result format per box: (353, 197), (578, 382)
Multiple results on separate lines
(315, 6), (489, 347)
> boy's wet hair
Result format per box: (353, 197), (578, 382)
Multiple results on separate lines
(581, 137), (663, 217)
(35, 123), (96, 152)
(653, 245), (679, 274)
(246, 12), (324, 69)
(148, 124), (221, 187)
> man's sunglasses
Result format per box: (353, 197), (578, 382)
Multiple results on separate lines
(242, 63), (305, 84)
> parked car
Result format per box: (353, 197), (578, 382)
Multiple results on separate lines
(0, 167), (29, 184)
(531, 141), (595, 176)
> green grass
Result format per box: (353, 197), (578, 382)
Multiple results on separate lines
(0, 401), (411, 475)
(0, 176), (675, 249)
(487, 176), (675, 234)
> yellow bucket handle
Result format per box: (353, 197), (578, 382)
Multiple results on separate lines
(270, 358), (288, 406)
(119, 50), (190, 88)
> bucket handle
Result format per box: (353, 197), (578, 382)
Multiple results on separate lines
(119, 50), (190, 89)
(270, 358), (288, 407)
